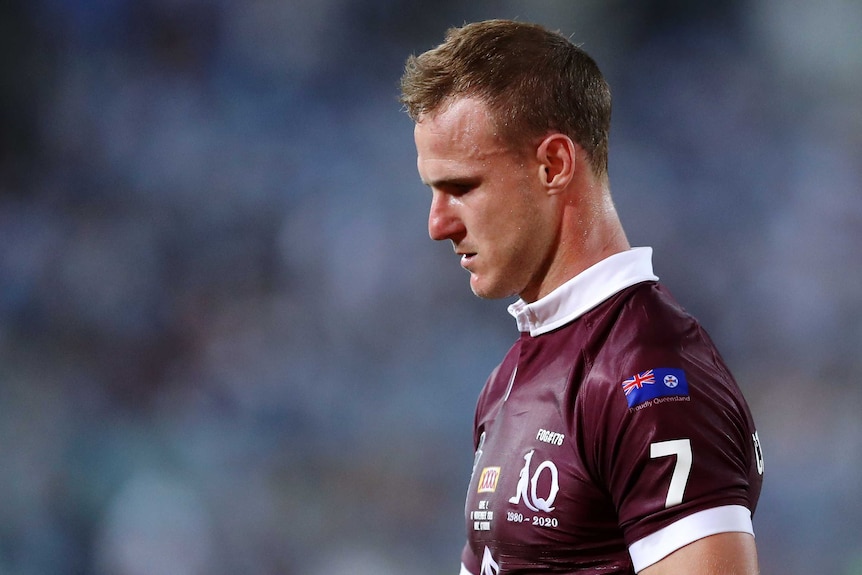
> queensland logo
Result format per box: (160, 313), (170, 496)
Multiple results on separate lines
(477, 466), (501, 493)
(509, 450), (559, 512)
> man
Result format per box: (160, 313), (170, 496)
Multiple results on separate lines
(400, 19), (764, 575)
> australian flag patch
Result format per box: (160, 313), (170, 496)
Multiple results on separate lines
(621, 367), (689, 408)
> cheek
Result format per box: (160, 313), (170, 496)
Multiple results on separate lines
(490, 212), (545, 276)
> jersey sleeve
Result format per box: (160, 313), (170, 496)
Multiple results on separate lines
(577, 319), (763, 570)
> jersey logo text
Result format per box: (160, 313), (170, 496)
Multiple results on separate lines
(752, 430), (765, 475)
(536, 428), (565, 445)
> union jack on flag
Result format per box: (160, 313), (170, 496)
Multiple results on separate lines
(622, 369), (655, 395)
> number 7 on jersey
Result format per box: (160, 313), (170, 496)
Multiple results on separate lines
(650, 439), (692, 508)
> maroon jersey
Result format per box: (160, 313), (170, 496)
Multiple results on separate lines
(460, 248), (763, 574)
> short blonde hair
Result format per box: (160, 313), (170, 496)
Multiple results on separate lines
(400, 19), (612, 177)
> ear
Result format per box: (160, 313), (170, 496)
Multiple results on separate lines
(535, 133), (576, 194)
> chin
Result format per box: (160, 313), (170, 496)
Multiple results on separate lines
(469, 277), (519, 300)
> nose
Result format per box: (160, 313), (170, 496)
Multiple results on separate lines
(428, 192), (464, 242)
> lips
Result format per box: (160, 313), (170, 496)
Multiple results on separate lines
(460, 253), (477, 268)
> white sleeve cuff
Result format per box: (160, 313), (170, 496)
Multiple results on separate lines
(629, 504), (754, 573)
(459, 562), (475, 575)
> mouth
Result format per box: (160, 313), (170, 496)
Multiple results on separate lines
(459, 252), (477, 268)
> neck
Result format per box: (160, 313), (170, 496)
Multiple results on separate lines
(578, 187), (631, 268)
(524, 181), (630, 303)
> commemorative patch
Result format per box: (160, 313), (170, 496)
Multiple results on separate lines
(621, 367), (689, 409)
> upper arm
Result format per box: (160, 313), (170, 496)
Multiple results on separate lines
(639, 532), (759, 575)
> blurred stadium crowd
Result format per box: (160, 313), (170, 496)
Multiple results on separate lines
(1, 1), (861, 574)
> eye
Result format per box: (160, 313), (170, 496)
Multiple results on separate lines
(443, 180), (478, 196)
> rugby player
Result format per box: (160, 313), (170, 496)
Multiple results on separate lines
(400, 19), (764, 575)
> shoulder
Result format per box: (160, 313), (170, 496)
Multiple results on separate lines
(610, 281), (699, 345)
(578, 281), (748, 445)
(584, 281), (732, 388)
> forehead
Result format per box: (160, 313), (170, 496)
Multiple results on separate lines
(414, 98), (513, 180)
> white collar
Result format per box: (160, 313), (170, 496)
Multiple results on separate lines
(508, 247), (659, 336)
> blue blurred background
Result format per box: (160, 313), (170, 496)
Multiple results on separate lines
(1, 1), (861, 573)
